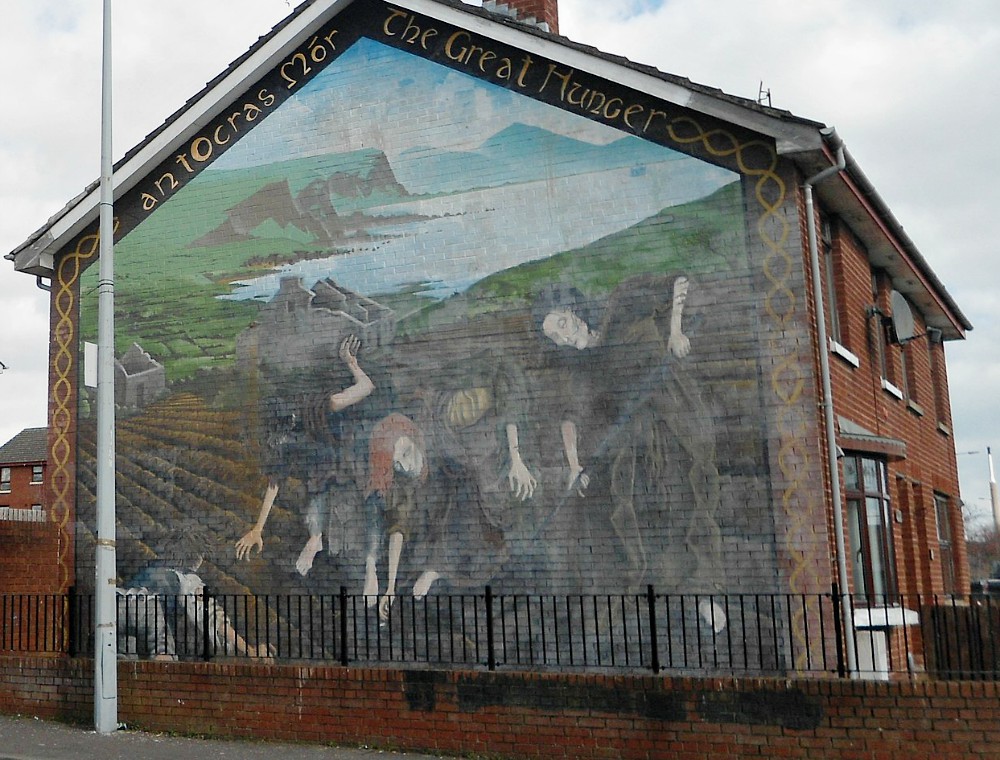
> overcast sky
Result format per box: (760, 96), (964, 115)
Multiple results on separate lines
(2, 0), (997, 530)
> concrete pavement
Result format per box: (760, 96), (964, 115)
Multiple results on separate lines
(0, 714), (446, 760)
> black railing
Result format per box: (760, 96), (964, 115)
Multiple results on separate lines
(3, 588), (999, 679)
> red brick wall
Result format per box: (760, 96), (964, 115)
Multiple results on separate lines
(0, 521), (61, 593)
(1, 656), (998, 759)
(803, 200), (968, 599)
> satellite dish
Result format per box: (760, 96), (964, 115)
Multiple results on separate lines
(889, 290), (916, 344)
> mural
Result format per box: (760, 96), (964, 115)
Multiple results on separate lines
(71, 8), (784, 653)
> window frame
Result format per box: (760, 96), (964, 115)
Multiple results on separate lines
(843, 453), (898, 604)
(934, 493), (957, 595)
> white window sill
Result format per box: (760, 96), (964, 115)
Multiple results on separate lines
(830, 340), (859, 368)
(854, 606), (919, 629)
(881, 378), (903, 400)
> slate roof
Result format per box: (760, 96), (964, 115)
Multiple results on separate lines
(0, 428), (48, 465)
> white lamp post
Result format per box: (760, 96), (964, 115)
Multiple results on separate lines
(94, 0), (118, 734)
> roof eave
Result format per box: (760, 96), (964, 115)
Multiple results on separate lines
(787, 139), (971, 340)
(5, 0), (969, 343)
(7, 0), (349, 270)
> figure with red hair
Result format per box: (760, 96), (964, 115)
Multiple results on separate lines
(363, 412), (428, 620)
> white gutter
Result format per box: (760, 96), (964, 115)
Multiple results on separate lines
(803, 126), (857, 676)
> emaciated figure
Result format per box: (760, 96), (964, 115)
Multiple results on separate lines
(363, 412), (428, 620)
(236, 335), (377, 575)
(534, 275), (723, 592)
(119, 530), (271, 659)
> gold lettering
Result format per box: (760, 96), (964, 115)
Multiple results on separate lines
(517, 55), (534, 88)
(258, 88), (275, 107)
(644, 109), (667, 134)
(444, 30), (470, 62)
(154, 172), (179, 196)
(476, 49), (496, 72)
(566, 82), (588, 107)
(496, 57), (513, 80)
(604, 97), (624, 120)
(243, 102), (263, 122)
(191, 137), (213, 163)
(539, 63), (573, 99)
(307, 36), (327, 63)
(386, 11), (437, 49)
(280, 52), (309, 89)
(383, 8), (409, 36)
(401, 16), (423, 44)
(623, 103), (644, 129)
(141, 193), (158, 212)
(421, 27), (438, 48)
(175, 154), (195, 174)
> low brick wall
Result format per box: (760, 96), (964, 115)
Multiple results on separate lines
(1, 655), (998, 758)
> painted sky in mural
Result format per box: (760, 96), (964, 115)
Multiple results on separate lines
(205, 38), (738, 303)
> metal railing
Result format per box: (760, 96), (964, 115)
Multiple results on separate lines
(3, 588), (999, 680)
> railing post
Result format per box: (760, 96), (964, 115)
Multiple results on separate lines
(339, 586), (349, 667)
(485, 585), (496, 672)
(202, 586), (211, 661)
(646, 585), (660, 674)
(831, 583), (845, 677)
(66, 586), (77, 657)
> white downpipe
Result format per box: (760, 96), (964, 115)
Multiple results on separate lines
(94, 0), (118, 734)
(803, 128), (857, 676)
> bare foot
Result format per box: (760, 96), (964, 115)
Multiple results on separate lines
(378, 593), (394, 623)
(295, 534), (323, 576)
(698, 599), (727, 633)
(412, 570), (441, 598)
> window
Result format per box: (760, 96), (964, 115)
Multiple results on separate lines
(821, 215), (843, 345)
(928, 338), (949, 427)
(0, 467), (10, 493)
(844, 453), (898, 603)
(934, 493), (957, 594)
(871, 270), (902, 396)
(30, 465), (43, 484)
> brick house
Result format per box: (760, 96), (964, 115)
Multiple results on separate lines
(0, 427), (47, 521)
(0, 427), (60, 593)
(4, 0), (971, 676)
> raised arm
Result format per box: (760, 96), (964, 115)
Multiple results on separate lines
(329, 335), (375, 412)
(560, 418), (589, 496)
(667, 276), (691, 358)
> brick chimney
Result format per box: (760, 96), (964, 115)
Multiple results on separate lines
(484, 0), (560, 34)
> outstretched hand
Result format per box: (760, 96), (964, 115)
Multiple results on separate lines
(508, 460), (537, 501)
(235, 528), (263, 560)
(668, 331), (691, 358)
(567, 465), (590, 497)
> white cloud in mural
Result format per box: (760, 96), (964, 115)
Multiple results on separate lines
(219, 37), (624, 176)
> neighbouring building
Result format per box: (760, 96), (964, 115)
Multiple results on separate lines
(0, 427), (47, 522)
(4, 0), (972, 676)
(0, 427), (60, 593)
